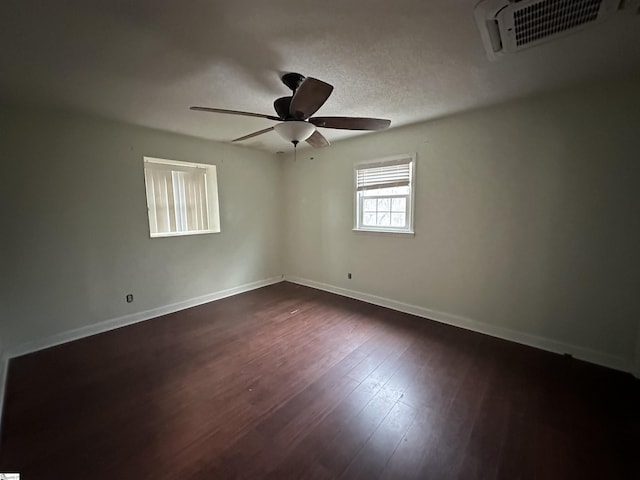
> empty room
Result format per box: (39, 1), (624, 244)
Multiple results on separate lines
(1, 1), (639, 479)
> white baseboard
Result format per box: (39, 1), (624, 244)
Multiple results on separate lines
(285, 276), (633, 374)
(0, 275), (284, 434)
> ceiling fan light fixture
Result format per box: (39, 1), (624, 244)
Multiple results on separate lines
(274, 121), (315, 144)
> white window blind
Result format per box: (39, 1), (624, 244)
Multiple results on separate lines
(356, 158), (412, 191)
(354, 155), (415, 234)
(144, 157), (220, 237)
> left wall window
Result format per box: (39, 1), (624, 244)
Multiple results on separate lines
(143, 156), (220, 237)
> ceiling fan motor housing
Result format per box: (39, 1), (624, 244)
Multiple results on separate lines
(281, 72), (305, 91)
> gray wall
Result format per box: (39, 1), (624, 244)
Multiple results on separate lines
(283, 74), (640, 370)
(1, 106), (283, 350)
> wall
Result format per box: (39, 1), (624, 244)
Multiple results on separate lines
(283, 73), (640, 371)
(0, 105), (283, 354)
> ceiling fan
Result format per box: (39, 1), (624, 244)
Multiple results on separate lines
(190, 72), (391, 149)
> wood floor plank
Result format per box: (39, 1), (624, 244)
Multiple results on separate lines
(379, 403), (444, 480)
(339, 400), (417, 479)
(313, 387), (402, 478)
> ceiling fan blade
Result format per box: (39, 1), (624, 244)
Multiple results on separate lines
(309, 116), (391, 131)
(232, 126), (275, 142)
(190, 106), (280, 121)
(289, 77), (334, 120)
(306, 130), (330, 148)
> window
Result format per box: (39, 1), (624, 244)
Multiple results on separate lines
(143, 157), (220, 238)
(354, 154), (415, 233)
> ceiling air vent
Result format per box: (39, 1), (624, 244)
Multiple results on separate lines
(475, 0), (622, 60)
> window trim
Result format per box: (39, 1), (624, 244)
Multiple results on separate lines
(353, 153), (416, 234)
(143, 156), (221, 238)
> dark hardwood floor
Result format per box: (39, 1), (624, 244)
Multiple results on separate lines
(0, 282), (638, 479)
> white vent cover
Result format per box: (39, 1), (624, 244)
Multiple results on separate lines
(475, 0), (623, 60)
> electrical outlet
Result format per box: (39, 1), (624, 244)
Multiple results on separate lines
(347, 273), (352, 279)
(126, 294), (133, 303)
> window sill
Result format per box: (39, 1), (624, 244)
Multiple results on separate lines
(352, 228), (415, 236)
(150, 229), (220, 238)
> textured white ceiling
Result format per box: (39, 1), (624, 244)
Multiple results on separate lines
(1, 0), (639, 152)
